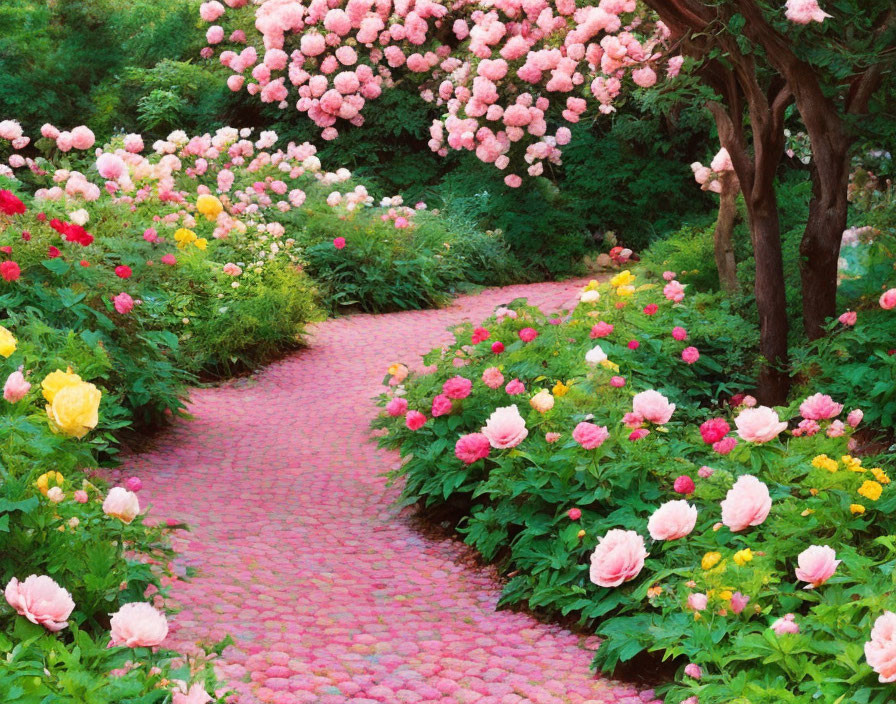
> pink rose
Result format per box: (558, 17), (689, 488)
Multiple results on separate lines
(109, 602), (169, 647)
(730, 592), (750, 614)
(589, 529), (648, 587)
(405, 410), (426, 430)
(771, 613), (800, 635)
(865, 611), (896, 682)
(505, 378), (525, 395)
(683, 663), (702, 679)
(673, 475), (695, 495)
(172, 683), (212, 704)
(647, 500), (697, 540)
(590, 321), (613, 338)
(385, 397), (408, 416)
(442, 376), (472, 399)
(454, 433), (491, 464)
(113, 292), (135, 315)
(518, 327), (538, 342)
(681, 346), (700, 364)
(838, 310), (857, 326)
(847, 409), (863, 427)
(102, 487), (141, 524)
(794, 545), (840, 589)
(3, 369), (30, 403)
(431, 394), (453, 417)
(879, 288), (896, 310)
(713, 436), (738, 454)
(799, 393), (843, 421)
(687, 592), (708, 611)
(573, 422), (609, 450)
(481, 405), (528, 449)
(720, 475), (771, 532)
(734, 406), (787, 443)
(482, 367), (504, 389)
(672, 326), (687, 341)
(632, 390), (676, 425)
(4, 575), (75, 631)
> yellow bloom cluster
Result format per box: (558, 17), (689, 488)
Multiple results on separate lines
(842, 455), (864, 472)
(174, 228), (208, 251)
(858, 480), (883, 502)
(733, 549), (753, 566)
(609, 270), (635, 296)
(871, 468), (890, 484)
(702, 552), (722, 570)
(811, 454), (838, 472)
(0, 325), (16, 358)
(196, 194), (223, 220)
(42, 369), (102, 439)
(552, 380), (570, 397)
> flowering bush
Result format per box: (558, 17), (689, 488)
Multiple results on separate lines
(374, 268), (896, 703)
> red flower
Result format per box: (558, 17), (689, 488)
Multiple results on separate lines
(0, 261), (20, 281)
(471, 327), (490, 344)
(628, 339), (640, 349)
(519, 327), (538, 342)
(333, 237), (346, 249)
(0, 190), (26, 216)
(47, 246), (61, 258)
(0, 246), (11, 254)
(567, 508), (582, 520)
(80, 260), (90, 267)
(699, 418), (730, 444)
(491, 341), (505, 354)
(643, 303), (659, 315)
(36, 212), (47, 222)
(673, 475), (695, 494)
(21, 231), (31, 241)
(115, 265), (132, 279)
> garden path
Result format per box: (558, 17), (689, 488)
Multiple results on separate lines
(122, 278), (663, 704)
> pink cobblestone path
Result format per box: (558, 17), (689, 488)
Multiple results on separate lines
(124, 278), (662, 704)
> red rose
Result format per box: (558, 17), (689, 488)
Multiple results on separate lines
(115, 265), (132, 279)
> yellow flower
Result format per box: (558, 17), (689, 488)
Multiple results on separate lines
(811, 454), (838, 472)
(530, 390), (555, 414)
(0, 326), (16, 358)
(615, 285), (635, 297)
(801, 508), (814, 517)
(598, 359), (620, 373)
(842, 455), (864, 472)
(719, 590), (733, 601)
(609, 270), (634, 288)
(552, 381), (570, 397)
(733, 549), (753, 566)
(196, 194), (223, 220)
(702, 551), (722, 570)
(387, 363), (409, 383)
(174, 228), (197, 249)
(584, 279), (601, 291)
(647, 585), (663, 598)
(576, 529), (586, 539)
(850, 504), (866, 515)
(41, 368), (82, 403)
(871, 468), (890, 485)
(194, 237), (208, 251)
(46, 381), (101, 439)
(858, 480), (883, 502)
(35, 471), (64, 496)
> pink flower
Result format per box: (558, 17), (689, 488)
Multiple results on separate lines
(590, 321), (613, 338)
(454, 433), (491, 464)
(161, 254), (177, 266)
(386, 397), (408, 417)
(628, 339), (640, 350)
(103, 487), (140, 524)
(793, 418), (820, 437)
(795, 545), (840, 589)
(687, 592), (708, 611)
(699, 418), (730, 444)
(698, 465), (715, 478)
(124, 477), (142, 493)
(847, 409), (863, 427)
(113, 292), (135, 314)
(573, 422), (609, 449)
(482, 367), (504, 389)
(799, 393), (843, 421)
(431, 394), (453, 417)
(681, 346), (700, 364)
(3, 369), (30, 402)
(734, 406), (787, 443)
(472, 327), (490, 344)
(865, 611), (896, 682)
(405, 410), (426, 430)
(721, 475), (771, 532)
(839, 310), (857, 326)
(632, 390), (676, 425)
(643, 303), (658, 315)
(662, 271), (676, 281)
(771, 613), (800, 635)
(622, 412), (644, 429)
(683, 663), (702, 680)
(673, 475), (695, 495)
(545, 432), (561, 443)
(568, 508), (582, 520)
(589, 529), (648, 587)
(663, 280), (686, 302)
(73, 490), (88, 503)
(333, 237), (346, 249)
(172, 683), (212, 704)
(628, 428), (649, 441)
(743, 395), (758, 407)
(610, 376), (626, 388)
(4, 575), (75, 631)
(491, 341), (505, 354)
(730, 592), (750, 614)
(784, 0), (832, 24)
(881, 289), (896, 310)
(647, 500), (697, 540)
(505, 379), (525, 395)
(826, 420), (845, 437)
(442, 376), (472, 399)
(671, 326), (687, 341)
(519, 327), (538, 342)
(109, 602), (169, 647)
(713, 436), (738, 454)
(481, 405), (528, 449)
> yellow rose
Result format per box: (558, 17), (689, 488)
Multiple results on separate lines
(733, 549), (753, 566)
(850, 504), (866, 515)
(194, 237), (208, 251)
(0, 326), (16, 358)
(35, 471), (64, 496)
(46, 381), (101, 439)
(41, 368), (83, 403)
(701, 552), (722, 570)
(196, 194), (223, 220)
(871, 468), (890, 485)
(858, 480), (882, 502)
(552, 381), (570, 397)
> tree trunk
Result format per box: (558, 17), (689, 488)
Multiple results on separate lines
(713, 172), (740, 293)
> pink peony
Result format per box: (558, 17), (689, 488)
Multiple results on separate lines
(109, 602), (169, 647)
(730, 592), (750, 614)
(865, 611), (896, 682)
(793, 418), (820, 437)
(838, 310), (857, 326)
(505, 379), (525, 395)
(545, 432), (561, 443)
(124, 477), (142, 493)
(568, 508), (582, 520)
(385, 397), (408, 417)
(454, 433), (491, 464)
(647, 500), (697, 540)
(405, 410), (426, 430)
(73, 490), (88, 503)
(102, 487), (140, 524)
(431, 394), (453, 417)
(4, 369), (30, 403)
(113, 292), (135, 315)
(471, 327), (490, 344)
(70, 126), (95, 150)
(663, 280), (685, 302)
(482, 367), (504, 389)
(713, 436), (738, 454)
(161, 254), (177, 266)
(491, 341), (505, 354)
(799, 393), (842, 420)
(442, 376), (472, 399)
(628, 339), (640, 350)
(4, 575), (75, 631)
(590, 321), (613, 338)
(847, 409), (863, 428)
(96, 153), (125, 180)
(826, 420), (845, 438)
(794, 545), (840, 589)
(671, 326), (688, 341)
(784, 0), (831, 24)
(699, 418), (730, 444)
(622, 412), (644, 429)
(687, 592), (708, 611)
(589, 529), (648, 588)
(628, 428), (649, 441)
(172, 683), (212, 704)
(333, 237), (346, 249)
(481, 405), (528, 449)
(772, 613), (800, 635)
(643, 303), (658, 316)
(573, 422), (609, 449)
(721, 475), (772, 532)
(683, 663), (702, 680)
(734, 406), (787, 443)
(518, 327), (538, 342)
(681, 346), (700, 364)
(632, 390), (676, 425)
(880, 289), (896, 310)
(673, 475), (695, 495)
(610, 376), (626, 388)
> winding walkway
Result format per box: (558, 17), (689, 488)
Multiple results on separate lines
(123, 278), (662, 704)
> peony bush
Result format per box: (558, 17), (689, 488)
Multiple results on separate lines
(374, 268), (896, 703)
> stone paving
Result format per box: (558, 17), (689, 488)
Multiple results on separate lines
(122, 278), (662, 704)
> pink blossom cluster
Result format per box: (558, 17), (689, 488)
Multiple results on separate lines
(690, 147), (738, 194)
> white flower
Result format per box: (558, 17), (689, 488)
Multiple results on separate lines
(585, 345), (608, 365)
(580, 289), (600, 303)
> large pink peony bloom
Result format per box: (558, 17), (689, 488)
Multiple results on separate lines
(442, 376), (472, 399)
(589, 529), (648, 588)
(794, 545), (840, 589)
(866, 611), (896, 682)
(734, 406), (787, 443)
(632, 390), (676, 425)
(647, 500), (697, 541)
(799, 393), (842, 421)
(481, 367), (504, 389)
(572, 421), (609, 449)
(721, 475), (771, 532)
(5, 575), (75, 631)
(405, 410), (426, 430)
(880, 289), (896, 310)
(102, 487), (140, 524)
(385, 397), (408, 417)
(109, 602), (169, 647)
(481, 405), (528, 449)
(784, 0), (831, 24)
(455, 433), (491, 464)
(431, 394), (453, 417)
